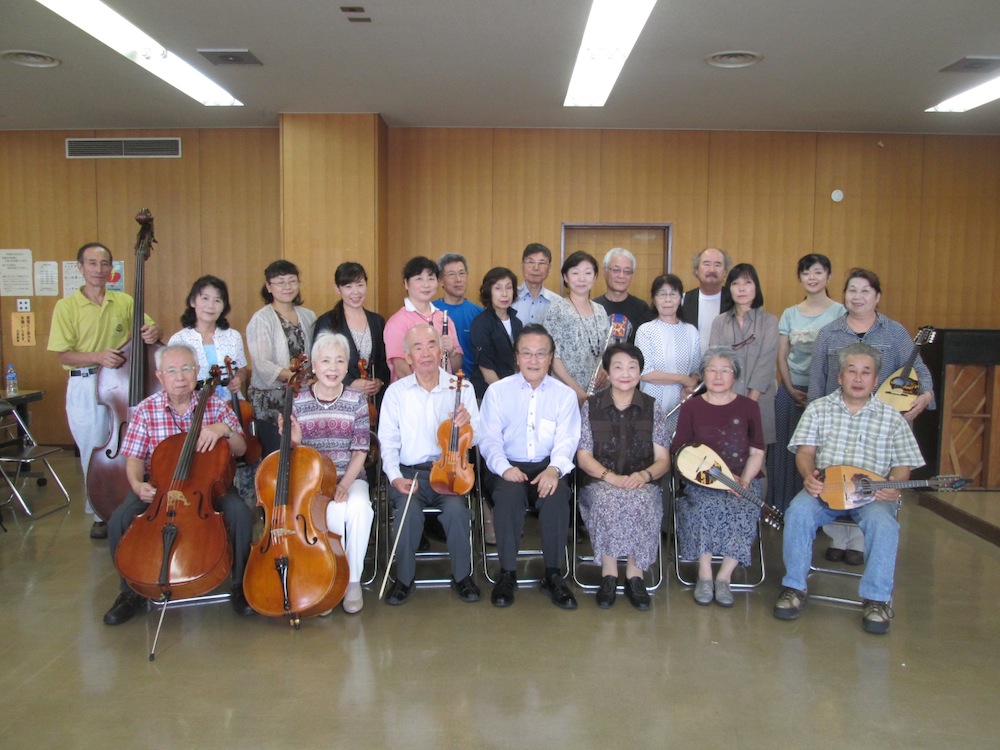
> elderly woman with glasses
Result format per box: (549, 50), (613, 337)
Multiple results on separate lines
(670, 347), (766, 608)
(634, 274), (701, 436)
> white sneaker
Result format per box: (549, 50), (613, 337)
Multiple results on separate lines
(343, 582), (364, 614)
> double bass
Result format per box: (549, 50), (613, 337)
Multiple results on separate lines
(244, 357), (349, 628)
(88, 209), (163, 521)
(429, 371), (475, 496)
(223, 356), (263, 465)
(114, 366), (235, 659)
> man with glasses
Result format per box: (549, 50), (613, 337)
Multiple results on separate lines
(479, 325), (581, 609)
(102, 344), (253, 626)
(48, 241), (162, 539)
(512, 243), (561, 325)
(594, 247), (651, 345)
(683, 247), (734, 353)
(434, 253), (483, 377)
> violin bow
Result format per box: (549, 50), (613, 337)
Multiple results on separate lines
(379, 473), (420, 599)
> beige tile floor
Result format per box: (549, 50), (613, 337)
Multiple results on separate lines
(2, 453), (999, 749)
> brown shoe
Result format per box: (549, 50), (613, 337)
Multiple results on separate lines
(90, 520), (108, 539)
(824, 546), (845, 562)
(844, 550), (865, 566)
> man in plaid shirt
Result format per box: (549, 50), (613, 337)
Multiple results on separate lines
(773, 342), (924, 634)
(103, 344), (254, 626)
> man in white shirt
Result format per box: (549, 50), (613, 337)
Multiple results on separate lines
(681, 247), (733, 353)
(378, 324), (481, 605)
(479, 324), (582, 609)
(511, 243), (561, 326)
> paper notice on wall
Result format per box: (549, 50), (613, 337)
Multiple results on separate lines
(63, 261), (83, 296)
(0, 249), (34, 296)
(34, 261), (60, 296)
(11, 312), (35, 346)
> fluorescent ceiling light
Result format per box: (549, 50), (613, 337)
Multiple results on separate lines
(926, 73), (1000, 113)
(33, 0), (242, 106)
(564, 0), (657, 107)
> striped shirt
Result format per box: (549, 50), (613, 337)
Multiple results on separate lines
(788, 389), (924, 477)
(293, 386), (370, 474)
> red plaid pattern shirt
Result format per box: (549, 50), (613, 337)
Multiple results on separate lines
(121, 391), (244, 469)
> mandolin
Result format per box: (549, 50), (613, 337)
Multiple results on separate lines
(875, 326), (935, 412)
(675, 443), (783, 530)
(818, 465), (968, 510)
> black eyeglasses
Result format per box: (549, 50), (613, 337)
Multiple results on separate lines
(732, 334), (756, 350)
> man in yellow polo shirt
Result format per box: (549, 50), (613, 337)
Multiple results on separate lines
(48, 242), (161, 538)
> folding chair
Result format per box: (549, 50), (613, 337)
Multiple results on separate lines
(0, 400), (71, 519)
(806, 510), (896, 607)
(382, 471), (475, 587)
(571, 475), (663, 591)
(478, 450), (568, 584)
(670, 471), (765, 589)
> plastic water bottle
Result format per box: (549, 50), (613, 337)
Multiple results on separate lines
(5, 365), (17, 397)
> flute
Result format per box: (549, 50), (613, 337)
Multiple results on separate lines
(586, 325), (616, 396)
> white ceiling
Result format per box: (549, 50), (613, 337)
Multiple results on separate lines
(2, 0), (1000, 134)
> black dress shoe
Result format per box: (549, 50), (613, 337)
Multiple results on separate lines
(103, 591), (147, 626)
(452, 575), (481, 603)
(386, 579), (413, 605)
(624, 576), (651, 611)
(540, 574), (578, 610)
(230, 585), (256, 616)
(90, 520), (108, 539)
(596, 575), (617, 609)
(844, 550), (865, 566)
(491, 570), (517, 607)
(824, 546), (846, 563)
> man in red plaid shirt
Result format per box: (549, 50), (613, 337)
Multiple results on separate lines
(103, 344), (255, 625)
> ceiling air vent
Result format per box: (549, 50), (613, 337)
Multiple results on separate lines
(65, 138), (182, 159)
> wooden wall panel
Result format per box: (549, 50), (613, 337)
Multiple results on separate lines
(564, 226), (669, 303)
(0, 131), (98, 444)
(599, 129), (711, 282)
(281, 114), (381, 320)
(492, 128), (602, 291)
(385, 128), (493, 313)
(707, 132), (818, 316)
(918, 136), (1000, 330)
(813, 134), (925, 330)
(0, 128), (280, 445)
(93, 129), (203, 334)
(199, 128), (281, 335)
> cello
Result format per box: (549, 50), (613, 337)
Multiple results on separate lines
(429, 371), (475, 496)
(244, 356), (349, 628)
(88, 209), (163, 521)
(223, 356), (263, 465)
(114, 365), (235, 659)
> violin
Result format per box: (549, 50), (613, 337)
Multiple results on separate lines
(88, 208), (163, 521)
(429, 371), (475, 496)
(114, 365), (234, 602)
(244, 356), (349, 628)
(223, 356), (263, 465)
(357, 357), (380, 469)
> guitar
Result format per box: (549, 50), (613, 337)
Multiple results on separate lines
(675, 443), (783, 530)
(818, 465), (968, 510)
(875, 326), (935, 412)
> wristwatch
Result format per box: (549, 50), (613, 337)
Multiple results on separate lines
(552, 466), (563, 478)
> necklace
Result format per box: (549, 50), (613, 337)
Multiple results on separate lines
(611, 391), (632, 410)
(571, 298), (602, 357)
(313, 384), (344, 408)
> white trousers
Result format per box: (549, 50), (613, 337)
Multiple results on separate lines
(65, 374), (109, 515)
(325, 479), (374, 583)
